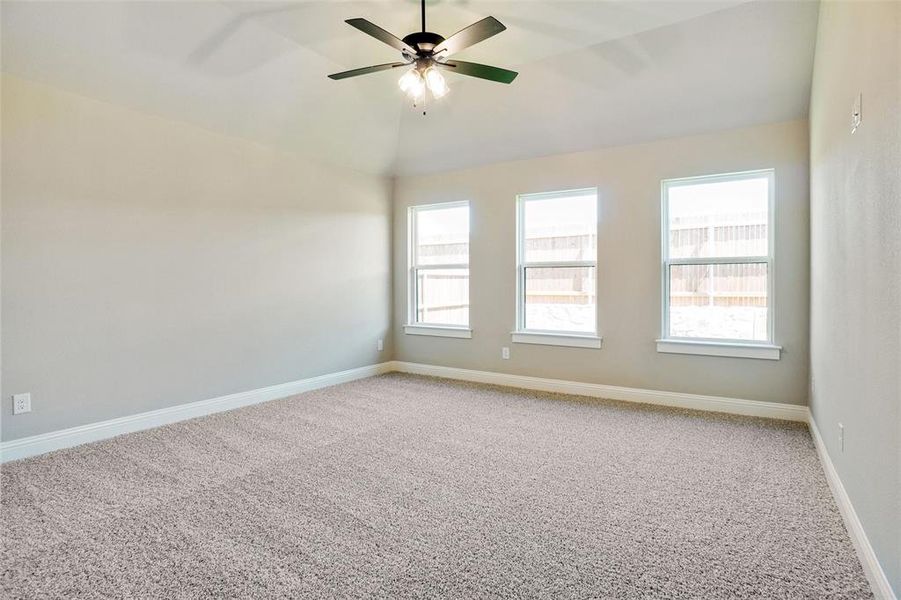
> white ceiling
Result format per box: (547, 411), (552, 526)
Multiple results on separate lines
(1, 1), (819, 175)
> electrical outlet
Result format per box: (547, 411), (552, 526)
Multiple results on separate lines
(12, 393), (31, 415)
(377, 338), (384, 352)
(851, 93), (862, 133)
(838, 423), (844, 452)
(501, 347), (510, 360)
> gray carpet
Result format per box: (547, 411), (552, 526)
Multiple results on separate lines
(1, 373), (871, 599)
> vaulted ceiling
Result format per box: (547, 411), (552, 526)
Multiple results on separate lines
(1, 1), (819, 175)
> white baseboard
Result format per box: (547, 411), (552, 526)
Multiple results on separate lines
(2, 360), (807, 464)
(0, 360), (810, 463)
(0, 362), (394, 463)
(4, 358), (891, 598)
(390, 361), (809, 422)
(808, 417), (896, 600)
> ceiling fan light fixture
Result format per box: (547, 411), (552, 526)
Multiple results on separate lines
(424, 67), (448, 99)
(329, 0), (518, 101)
(398, 68), (424, 96)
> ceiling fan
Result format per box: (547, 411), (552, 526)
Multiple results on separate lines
(328, 0), (518, 103)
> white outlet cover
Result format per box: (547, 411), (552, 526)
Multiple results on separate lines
(501, 347), (510, 360)
(851, 93), (861, 133)
(12, 393), (32, 415)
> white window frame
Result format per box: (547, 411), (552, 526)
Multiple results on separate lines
(513, 188), (602, 349)
(405, 201), (472, 338)
(657, 169), (781, 360)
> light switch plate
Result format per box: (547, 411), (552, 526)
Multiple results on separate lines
(851, 93), (862, 133)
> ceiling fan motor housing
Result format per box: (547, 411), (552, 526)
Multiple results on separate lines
(402, 31), (446, 59)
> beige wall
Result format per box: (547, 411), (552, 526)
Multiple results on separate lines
(809, 1), (900, 595)
(1, 76), (392, 441)
(393, 120), (810, 406)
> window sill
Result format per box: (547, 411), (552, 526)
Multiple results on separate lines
(404, 325), (472, 339)
(656, 339), (781, 360)
(512, 331), (602, 349)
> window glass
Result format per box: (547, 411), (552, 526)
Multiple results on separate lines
(667, 177), (769, 259)
(518, 190), (598, 335)
(523, 193), (597, 263)
(415, 205), (469, 266)
(524, 266), (596, 333)
(411, 203), (470, 327)
(416, 268), (469, 326)
(662, 171), (773, 343)
(668, 263), (768, 340)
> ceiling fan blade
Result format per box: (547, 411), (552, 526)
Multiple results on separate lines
(345, 18), (418, 56)
(432, 17), (506, 57)
(328, 62), (407, 80)
(438, 60), (518, 84)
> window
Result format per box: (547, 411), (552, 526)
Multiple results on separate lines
(514, 189), (600, 348)
(659, 170), (780, 360)
(405, 202), (471, 337)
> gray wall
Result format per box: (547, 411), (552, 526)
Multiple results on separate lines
(393, 120), (810, 406)
(1, 76), (393, 442)
(809, 1), (901, 594)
